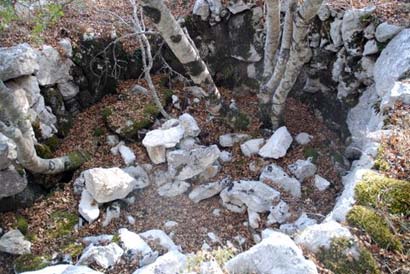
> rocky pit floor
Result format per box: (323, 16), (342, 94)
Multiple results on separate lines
(0, 75), (348, 273)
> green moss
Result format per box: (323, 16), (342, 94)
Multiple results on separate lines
(112, 233), (121, 244)
(101, 107), (113, 121)
(93, 127), (104, 137)
(355, 173), (410, 215)
(32, 119), (42, 139)
(331, 151), (344, 165)
(67, 151), (90, 170)
(48, 211), (78, 238)
(317, 237), (380, 274)
(162, 89), (174, 105)
(143, 104), (160, 116)
(62, 242), (84, 258)
(44, 136), (60, 152)
(122, 118), (153, 140)
(14, 254), (50, 273)
(35, 144), (53, 159)
(15, 215), (29, 235)
(303, 146), (319, 163)
(347, 206), (403, 251)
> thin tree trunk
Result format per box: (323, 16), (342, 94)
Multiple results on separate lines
(270, 0), (324, 129)
(0, 81), (88, 174)
(141, 0), (221, 113)
(130, 0), (171, 120)
(263, 0), (281, 78)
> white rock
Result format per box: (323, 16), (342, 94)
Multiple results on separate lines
(330, 19), (343, 47)
(139, 230), (180, 252)
(363, 39), (378, 56)
(314, 175), (331, 191)
(118, 228), (152, 256)
(57, 81), (79, 100)
(133, 250), (186, 274)
(0, 229), (31, 255)
(142, 124), (185, 164)
(212, 208), (221, 217)
(280, 213), (317, 235)
(260, 164), (301, 198)
(219, 151), (232, 162)
(341, 7), (375, 55)
(179, 113), (200, 137)
(267, 200), (291, 225)
(78, 189), (100, 223)
(295, 221), (353, 253)
(84, 167), (137, 203)
(179, 137), (199, 150)
(127, 216), (136, 225)
(106, 135), (119, 146)
(77, 243), (124, 269)
(240, 138), (264, 157)
(102, 204), (121, 227)
(219, 133), (250, 147)
(220, 180), (280, 213)
(157, 181), (190, 197)
(364, 23), (376, 39)
(6, 75), (41, 107)
(295, 133), (313, 145)
(167, 145), (221, 180)
(200, 260), (224, 274)
(123, 165), (151, 189)
(58, 38), (73, 58)
(164, 221), (178, 230)
(247, 209), (260, 229)
(197, 165), (220, 182)
(288, 159), (317, 182)
(36, 45), (73, 86)
(317, 3), (330, 21)
(375, 22), (404, 42)
(82, 235), (113, 246)
(0, 43), (39, 81)
(193, 0), (210, 20)
(225, 231), (318, 274)
(258, 126), (293, 159)
(183, 86), (208, 98)
(374, 29), (410, 98)
(189, 179), (229, 203)
(381, 81), (410, 109)
(207, 232), (220, 243)
(20, 265), (102, 274)
(118, 145), (136, 166)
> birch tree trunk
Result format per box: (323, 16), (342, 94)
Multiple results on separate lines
(0, 81), (88, 174)
(263, 0), (281, 78)
(141, 0), (222, 113)
(270, 0), (324, 129)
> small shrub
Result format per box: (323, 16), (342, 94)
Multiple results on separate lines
(186, 247), (235, 272)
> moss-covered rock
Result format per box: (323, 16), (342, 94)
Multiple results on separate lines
(347, 206), (403, 251)
(317, 237), (380, 274)
(373, 147), (390, 172)
(62, 242), (84, 259)
(48, 211), (78, 238)
(66, 151), (90, 170)
(43, 136), (61, 152)
(15, 215), (29, 235)
(14, 254), (50, 273)
(355, 173), (410, 215)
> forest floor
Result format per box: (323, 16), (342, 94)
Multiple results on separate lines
(0, 74), (346, 273)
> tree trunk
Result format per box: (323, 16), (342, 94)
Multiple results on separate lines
(263, 0), (281, 78)
(141, 0), (221, 113)
(0, 81), (88, 174)
(270, 0), (324, 129)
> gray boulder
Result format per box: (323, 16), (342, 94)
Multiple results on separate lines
(0, 168), (28, 199)
(288, 159), (317, 182)
(225, 230), (317, 274)
(240, 138), (264, 157)
(375, 22), (404, 42)
(36, 45), (73, 86)
(84, 167), (137, 203)
(258, 127), (292, 159)
(189, 178), (230, 203)
(219, 133), (250, 147)
(77, 243), (124, 269)
(0, 43), (39, 81)
(167, 145), (220, 180)
(220, 180), (280, 213)
(0, 229), (31, 255)
(157, 181), (190, 197)
(260, 164), (301, 198)
(123, 165), (151, 189)
(133, 250), (186, 274)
